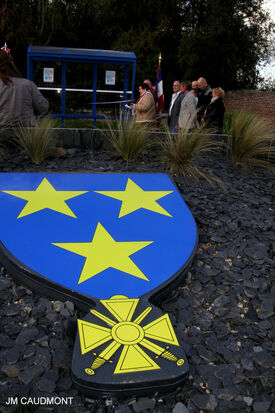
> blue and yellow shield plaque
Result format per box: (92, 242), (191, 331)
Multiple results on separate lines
(0, 172), (198, 396)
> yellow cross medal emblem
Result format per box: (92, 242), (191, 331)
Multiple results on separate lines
(72, 295), (188, 396)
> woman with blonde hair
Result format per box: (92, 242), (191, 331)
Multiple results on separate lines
(0, 50), (48, 126)
(201, 87), (225, 133)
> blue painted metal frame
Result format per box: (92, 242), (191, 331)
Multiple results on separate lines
(27, 46), (136, 127)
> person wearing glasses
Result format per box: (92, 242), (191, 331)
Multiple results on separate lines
(167, 80), (184, 133)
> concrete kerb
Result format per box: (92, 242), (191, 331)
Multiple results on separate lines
(52, 128), (229, 151)
(1, 128), (229, 152)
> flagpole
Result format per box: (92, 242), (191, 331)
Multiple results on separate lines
(156, 53), (164, 115)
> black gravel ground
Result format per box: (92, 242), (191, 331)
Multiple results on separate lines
(0, 147), (274, 413)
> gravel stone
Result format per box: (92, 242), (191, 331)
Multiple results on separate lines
(4, 347), (20, 365)
(52, 300), (64, 312)
(115, 406), (132, 413)
(4, 304), (21, 316)
(172, 402), (189, 413)
(37, 377), (56, 393)
(18, 365), (44, 384)
(244, 396), (253, 406)
(15, 327), (39, 345)
(0, 149), (274, 412)
(1, 364), (20, 378)
(253, 401), (271, 412)
(132, 397), (156, 412)
(191, 394), (218, 411)
(214, 386), (240, 401)
(253, 350), (273, 369)
(241, 358), (254, 371)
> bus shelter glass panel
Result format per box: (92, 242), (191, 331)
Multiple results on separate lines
(27, 46), (136, 126)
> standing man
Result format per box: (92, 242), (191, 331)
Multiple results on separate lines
(197, 77), (212, 123)
(191, 80), (199, 106)
(178, 80), (198, 130)
(167, 80), (183, 133)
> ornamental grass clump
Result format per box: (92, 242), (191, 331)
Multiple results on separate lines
(0, 144), (3, 164)
(104, 112), (151, 165)
(14, 118), (66, 165)
(0, 120), (10, 164)
(225, 111), (275, 170)
(161, 121), (222, 182)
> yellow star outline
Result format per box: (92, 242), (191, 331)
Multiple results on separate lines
(2, 178), (88, 219)
(52, 222), (153, 284)
(94, 178), (173, 218)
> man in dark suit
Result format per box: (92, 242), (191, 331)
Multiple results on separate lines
(167, 80), (184, 133)
(197, 77), (212, 124)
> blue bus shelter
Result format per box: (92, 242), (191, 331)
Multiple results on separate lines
(27, 46), (136, 126)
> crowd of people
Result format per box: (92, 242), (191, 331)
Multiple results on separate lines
(0, 46), (224, 133)
(132, 76), (225, 134)
(167, 77), (225, 133)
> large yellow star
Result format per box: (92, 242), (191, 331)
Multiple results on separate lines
(52, 222), (153, 284)
(95, 178), (173, 218)
(2, 178), (88, 218)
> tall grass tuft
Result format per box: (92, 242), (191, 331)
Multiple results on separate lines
(14, 118), (66, 165)
(103, 112), (151, 165)
(161, 121), (222, 182)
(0, 119), (10, 164)
(0, 144), (3, 164)
(225, 111), (275, 170)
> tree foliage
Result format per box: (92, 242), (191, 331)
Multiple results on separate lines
(178, 0), (274, 89)
(0, 0), (273, 92)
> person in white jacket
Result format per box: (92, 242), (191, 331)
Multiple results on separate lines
(0, 51), (49, 126)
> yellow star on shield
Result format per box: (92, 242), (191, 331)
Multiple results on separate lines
(77, 295), (184, 375)
(2, 177), (88, 218)
(52, 223), (153, 284)
(95, 178), (173, 218)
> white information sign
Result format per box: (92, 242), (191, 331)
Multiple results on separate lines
(43, 68), (54, 83)
(105, 70), (116, 85)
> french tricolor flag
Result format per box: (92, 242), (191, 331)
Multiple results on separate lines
(1, 43), (10, 53)
(156, 65), (164, 112)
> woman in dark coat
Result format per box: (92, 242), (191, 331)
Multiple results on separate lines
(201, 87), (225, 133)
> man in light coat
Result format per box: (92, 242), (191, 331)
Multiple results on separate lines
(178, 81), (198, 130)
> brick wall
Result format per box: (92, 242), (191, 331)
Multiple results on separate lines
(224, 90), (275, 128)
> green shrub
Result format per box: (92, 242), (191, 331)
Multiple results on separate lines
(103, 112), (151, 165)
(161, 122), (222, 182)
(0, 120), (10, 164)
(14, 118), (66, 165)
(225, 111), (275, 170)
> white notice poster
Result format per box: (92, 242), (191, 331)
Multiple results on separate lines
(43, 68), (54, 83)
(105, 70), (116, 85)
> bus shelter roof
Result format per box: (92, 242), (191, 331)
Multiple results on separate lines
(27, 46), (136, 65)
